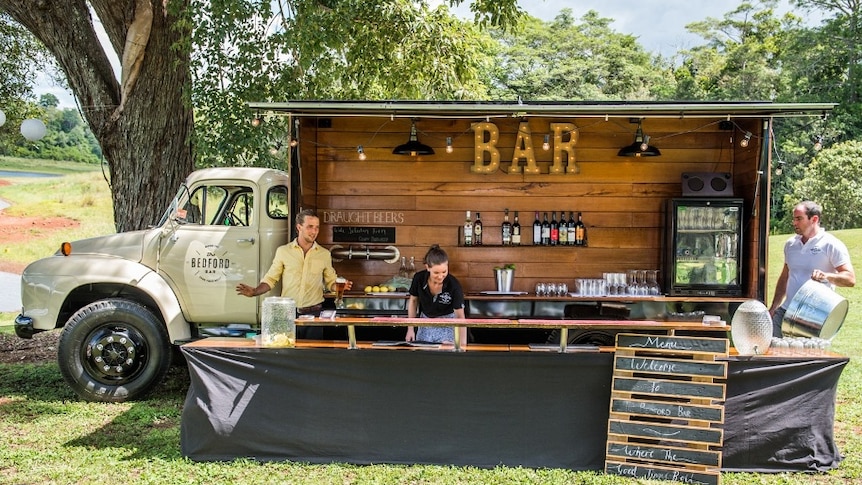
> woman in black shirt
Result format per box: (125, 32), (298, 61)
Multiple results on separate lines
(405, 245), (466, 344)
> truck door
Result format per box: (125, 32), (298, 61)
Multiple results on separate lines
(158, 183), (260, 324)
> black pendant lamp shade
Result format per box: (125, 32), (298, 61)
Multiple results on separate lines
(393, 119), (435, 156)
(618, 120), (661, 157)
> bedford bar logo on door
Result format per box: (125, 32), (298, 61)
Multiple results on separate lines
(187, 242), (232, 283)
(471, 121), (579, 175)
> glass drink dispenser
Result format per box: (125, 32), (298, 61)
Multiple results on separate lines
(663, 198), (744, 297)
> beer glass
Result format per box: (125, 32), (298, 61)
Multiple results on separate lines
(335, 276), (347, 309)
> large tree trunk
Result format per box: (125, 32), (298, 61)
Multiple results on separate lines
(0, 0), (194, 232)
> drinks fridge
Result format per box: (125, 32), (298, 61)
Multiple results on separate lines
(663, 198), (744, 297)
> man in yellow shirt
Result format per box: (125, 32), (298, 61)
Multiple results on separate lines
(236, 209), (351, 338)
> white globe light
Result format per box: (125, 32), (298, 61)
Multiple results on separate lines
(0, 109), (6, 127)
(21, 118), (47, 141)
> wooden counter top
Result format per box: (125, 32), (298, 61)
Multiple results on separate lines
(343, 292), (750, 303)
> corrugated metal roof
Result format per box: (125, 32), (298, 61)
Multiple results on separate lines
(248, 100), (836, 119)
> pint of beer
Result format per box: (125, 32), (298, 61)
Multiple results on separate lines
(335, 276), (347, 308)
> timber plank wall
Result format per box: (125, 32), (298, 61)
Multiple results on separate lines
(297, 116), (765, 297)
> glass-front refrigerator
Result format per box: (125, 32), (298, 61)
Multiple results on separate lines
(663, 198), (744, 297)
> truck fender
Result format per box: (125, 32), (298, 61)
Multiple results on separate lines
(134, 270), (191, 342)
(20, 255), (191, 342)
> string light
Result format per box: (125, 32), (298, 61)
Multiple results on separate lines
(446, 137), (453, 153)
(813, 136), (823, 151)
(269, 142), (282, 156)
(251, 112), (263, 127)
(357, 145), (367, 160)
(740, 132), (752, 148)
(542, 134), (550, 150)
(289, 139), (298, 147)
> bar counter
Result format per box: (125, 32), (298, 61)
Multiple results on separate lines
(180, 333), (847, 472)
(295, 315), (730, 351)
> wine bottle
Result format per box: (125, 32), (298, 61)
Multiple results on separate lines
(474, 212), (483, 245)
(501, 209), (512, 246)
(512, 211), (521, 245)
(532, 211), (542, 245)
(541, 212), (550, 245)
(558, 211), (568, 245)
(567, 211), (576, 246)
(463, 210), (473, 246)
(574, 211), (587, 246)
(550, 211), (559, 245)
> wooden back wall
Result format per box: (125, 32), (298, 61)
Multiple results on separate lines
(296, 115), (766, 297)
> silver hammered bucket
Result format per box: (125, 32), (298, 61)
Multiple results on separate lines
(782, 280), (849, 339)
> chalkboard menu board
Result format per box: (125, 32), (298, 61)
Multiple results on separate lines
(605, 333), (729, 485)
(332, 226), (396, 243)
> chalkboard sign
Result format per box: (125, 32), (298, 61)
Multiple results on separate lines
(332, 226), (396, 243)
(606, 441), (721, 467)
(605, 333), (728, 484)
(613, 377), (725, 400)
(608, 419), (723, 445)
(611, 398), (723, 423)
(614, 356), (727, 378)
(617, 334), (728, 354)
(606, 461), (719, 485)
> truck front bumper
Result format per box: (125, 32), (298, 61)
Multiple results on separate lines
(14, 314), (43, 339)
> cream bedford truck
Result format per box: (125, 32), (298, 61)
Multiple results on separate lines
(15, 167), (293, 402)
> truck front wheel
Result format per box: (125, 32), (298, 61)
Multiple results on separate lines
(58, 299), (172, 402)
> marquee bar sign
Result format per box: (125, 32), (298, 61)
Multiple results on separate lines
(471, 121), (579, 175)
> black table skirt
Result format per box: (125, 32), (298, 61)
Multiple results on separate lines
(180, 345), (847, 472)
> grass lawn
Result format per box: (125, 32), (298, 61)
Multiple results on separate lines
(1, 160), (861, 483)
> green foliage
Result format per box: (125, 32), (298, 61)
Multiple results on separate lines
(672, 0), (790, 100)
(487, 9), (674, 101)
(788, 140), (862, 230)
(191, 0), (501, 168)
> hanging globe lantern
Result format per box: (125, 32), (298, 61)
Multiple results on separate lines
(21, 118), (47, 141)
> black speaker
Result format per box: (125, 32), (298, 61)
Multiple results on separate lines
(681, 172), (734, 197)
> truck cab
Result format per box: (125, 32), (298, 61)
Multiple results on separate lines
(15, 167), (292, 402)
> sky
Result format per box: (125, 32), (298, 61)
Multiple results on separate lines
(37, 0), (813, 109)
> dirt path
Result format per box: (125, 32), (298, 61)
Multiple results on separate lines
(0, 178), (74, 364)
(0, 179), (81, 274)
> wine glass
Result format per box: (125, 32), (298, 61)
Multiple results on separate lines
(536, 282), (546, 297)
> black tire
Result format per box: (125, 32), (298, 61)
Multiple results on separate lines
(58, 298), (172, 402)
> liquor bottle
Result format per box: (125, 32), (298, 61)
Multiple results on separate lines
(408, 256), (416, 277)
(550, 211), (559, 245)
(532, 211), (542, 245)
(541, 212), (550, 245)
(463, 210), (473, 246)
(474, 212), (483, 245)
(512, 211), (522, 245)
(567, 211), (576, 246)
(574, 211), (587, 246)
(558, 211), (568, 245)
(398, 256), (409, 278)
(501, 209), (512, 246)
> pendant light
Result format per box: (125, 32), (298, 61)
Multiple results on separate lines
(618, 119), (660, 157)
(393, 119), (434, 156)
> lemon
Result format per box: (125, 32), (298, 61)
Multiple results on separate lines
(378, 286), (389, 292)
(372, 285), (381, 292)
(389, 286), (397, 292)
(364, 285), (373, 293)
